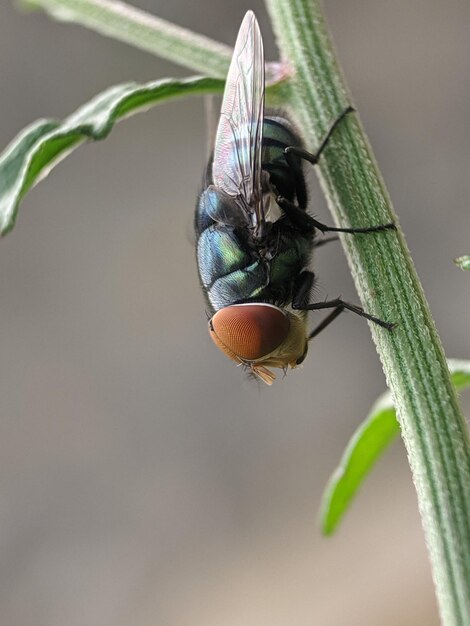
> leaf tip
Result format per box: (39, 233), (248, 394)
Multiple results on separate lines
(454, 255), (470, 271)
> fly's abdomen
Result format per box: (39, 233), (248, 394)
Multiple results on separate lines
(262, 117), (298, 160)
(262, 116), (303, 202)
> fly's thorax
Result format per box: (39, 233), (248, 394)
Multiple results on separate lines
(197, 217), (311, 318)
(208, 303), (308, 385)
(196, 186), (249, 233)
(196, 213), (266, 312)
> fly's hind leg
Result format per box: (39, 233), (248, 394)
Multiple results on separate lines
(282, 105), (396, 234)
(285, 105), (355, 166)
(292, 271), (396, 335)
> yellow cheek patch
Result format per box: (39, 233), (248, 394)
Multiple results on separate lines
(208, 304), (309, 384)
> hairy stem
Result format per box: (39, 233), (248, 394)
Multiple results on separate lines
(266, 0), (470, 623)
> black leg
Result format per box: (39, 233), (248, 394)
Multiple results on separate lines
(298, 298), (395, 330)
(281, 105), (396, 234)
(313, 235), (339, 248)
(277, 195), (396, 235)
(311, 218), (396, 235)
(292, 271), (395, 331)
(285, 105), (355, 166)
(308, 306), (344, 340)
(276, 195), (316, 232)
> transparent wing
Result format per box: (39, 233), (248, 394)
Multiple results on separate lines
(212, 11), (265, 231)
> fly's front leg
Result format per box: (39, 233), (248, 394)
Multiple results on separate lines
(292, 271), (396, 335)
(313, 235), (339, 249)
(303, 299), (396, 331)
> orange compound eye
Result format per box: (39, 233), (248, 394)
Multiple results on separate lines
(209, 304), (290, 362)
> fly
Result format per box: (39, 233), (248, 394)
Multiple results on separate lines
(195, 11), (395, 385)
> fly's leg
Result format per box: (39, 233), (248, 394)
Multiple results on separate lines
(313, 235), (339, 248)
(304, 299), (396, 332)
(282, 105), (396, 233)
(311, 219), (396, 235)
(308, 307), (344, 340)
(278, 107), (355, 212)
(285, 105), (355, 166)
(292, 271), (396, 334)
(276, 195), (315, 231)
(276, 195), (396, 234)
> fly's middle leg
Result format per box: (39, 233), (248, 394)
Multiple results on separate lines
(276, 195), (396, 235)
(310, 219), (396, 235)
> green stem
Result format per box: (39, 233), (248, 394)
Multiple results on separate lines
(265, 0), (470, 623)
(22, 0), (232, 77)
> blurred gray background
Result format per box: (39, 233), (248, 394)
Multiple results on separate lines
(1, 1), (469, 625)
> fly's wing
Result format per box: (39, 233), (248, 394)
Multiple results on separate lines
(212, 11), (265, 233)
(204, 95), (218, 161)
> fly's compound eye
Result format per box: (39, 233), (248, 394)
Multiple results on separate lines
(208, 304), (290, 362)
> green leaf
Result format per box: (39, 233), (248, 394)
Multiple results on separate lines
(0, 75), (223, 236)
(17, 0), (287, 87)
(454, 255), (470, 271)
(320, 359), (470, 536)
(19, 0), (232, 78)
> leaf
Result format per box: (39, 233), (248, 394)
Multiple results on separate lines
(320, 398), (399, 536)
(19, 0), (288, 86)
(19, 0), (233, 79)
(320, 359), (470, 536)
(0, 76), (223, 236)
(454, 255), (470, 271)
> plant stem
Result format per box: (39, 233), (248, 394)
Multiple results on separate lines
(265, 0), (470, 623)
(22, 0), (231, 77)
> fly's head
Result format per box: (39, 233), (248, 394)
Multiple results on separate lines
(208, 303), (308, 385)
